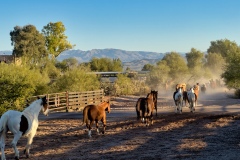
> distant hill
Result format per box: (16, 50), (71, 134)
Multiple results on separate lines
(0, 49), (166, 71)
(57, 49), (165, 63)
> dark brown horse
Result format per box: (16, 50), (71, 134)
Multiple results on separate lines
(136, 97), (146, 121)
(136, 92), (155, 126)
(151, 90), (158, 116)
(82, 101), (110, 138)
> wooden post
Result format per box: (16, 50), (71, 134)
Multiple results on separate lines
(66, 91), (69, 112)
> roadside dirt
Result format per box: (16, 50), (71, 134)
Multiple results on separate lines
(2, 88), (240, 160)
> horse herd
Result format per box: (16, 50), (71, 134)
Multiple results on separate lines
(0, 83), (199, 159)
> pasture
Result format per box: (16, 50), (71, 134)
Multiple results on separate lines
(2, 88), (240, 160)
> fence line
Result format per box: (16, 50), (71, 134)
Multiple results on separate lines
(30, 90), (104, 112)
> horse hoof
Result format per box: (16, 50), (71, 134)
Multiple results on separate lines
(102, 131), (105, 134)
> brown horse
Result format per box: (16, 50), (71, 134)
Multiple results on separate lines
(151, 90), (158, 116)
(136, 97), (146, 122)
(82, 101), (110, 138)
(193, 84), (199, 106)
(136, 92), (155, 126)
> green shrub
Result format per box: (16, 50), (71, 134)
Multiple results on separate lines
(0, 63), (50, 115)
(50, 67), (100, 92)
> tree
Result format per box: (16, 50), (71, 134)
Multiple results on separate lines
(90, 57), (123, 72)
(207, 39), (240, 61)
(222, 53), (240, 90)
(221, 50), (240, 90)
(10, 25), (48, 67)
(159, 52), (188, 82)
(142, 64), (154, 71)
(0, 63), (50, 114)
(50, 67), (100, 92)
(146, 61), (170, 89)
(55, 57), (79, 72)
(186, 48), (204, 68)
(186, 48), (205, 81)
(205, 52), (225, 77)
(42, 22), (74, 59)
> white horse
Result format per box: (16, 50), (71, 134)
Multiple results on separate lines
(173, 87), (183, 114)
(0, 96), (49, 160)
(187, 88), (196, 113)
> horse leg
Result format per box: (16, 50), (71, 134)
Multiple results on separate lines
(101, 118), (106, 134)
(24, 131), (36, 158)
(11, 132), (22, 160)
(0, 132), (7, 160)
(150, 111), (154, 125)
(155, 102), (157, 117)
(181, 100), (183, 113)
(95, 120), (100, 134)
(88, 121), (94, 138)
(175, 102), (178, 113)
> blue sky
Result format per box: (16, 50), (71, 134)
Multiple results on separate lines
(1, 0), (240, 53)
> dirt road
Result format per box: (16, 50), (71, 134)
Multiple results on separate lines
(3, 88), (240, 160)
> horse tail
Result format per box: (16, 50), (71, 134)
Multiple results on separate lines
(0, 112), (9, 134)
(82, 106), (89, 125)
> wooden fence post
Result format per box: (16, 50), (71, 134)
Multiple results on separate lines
(66, 91), (69, 112)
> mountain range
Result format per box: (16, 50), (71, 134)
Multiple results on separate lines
(0, 49), (167, 71)
(57, 49), (166, 70)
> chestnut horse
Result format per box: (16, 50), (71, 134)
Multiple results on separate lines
(193, 84), (199, 106)
(82, 101), (110, 138)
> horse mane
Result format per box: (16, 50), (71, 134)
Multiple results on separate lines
(23, 98), (41, 113)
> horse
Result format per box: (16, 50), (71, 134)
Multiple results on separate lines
(82, 101), (110, 138)
(187, 88), (195, 112)
(182, 91), (189, 107)
(0, 96), (49, 160)
(173, 87), (183, 114)
(176, 83), (188, 107)
(201, 84), (206, 93)
(135, 92), (155, 126)
(151, 90), (158, 116)
(136, 97), (146, 122)
(193, 84), (199, 106)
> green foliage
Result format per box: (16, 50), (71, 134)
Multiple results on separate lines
(42, 21), (74, 59)
(221, 52), (240, 89)
(90, 57), (123, 72)
(142, 64), (154, 71)
(185, 48), (206, 82)
(114, 74), (149, 95)
(160, 52), (188, 82)
(234, 89), (240, 98)
(0, 64), (50, 115)
(146, 61), (170, 89)
(205, 52), (225, 77)
(207, 39), (240, 60)
(50, 67), (100, 92)
(186, 48), (204, 68)
(42, 60), (61, 80)
(55, 58), (79, 72)
(10, 25), (48, 68)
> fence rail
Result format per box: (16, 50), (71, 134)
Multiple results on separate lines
(30, 90), (104, 112)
